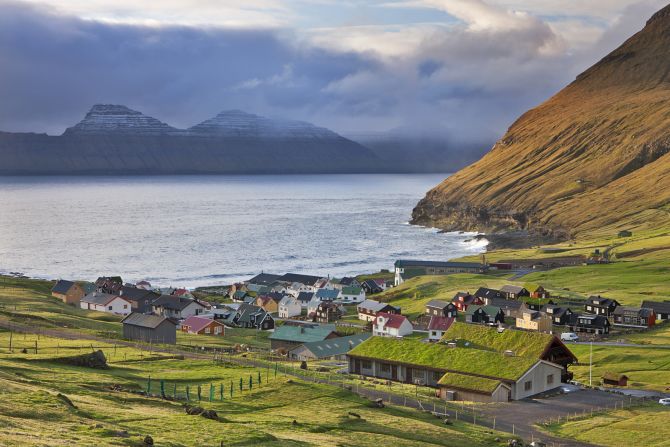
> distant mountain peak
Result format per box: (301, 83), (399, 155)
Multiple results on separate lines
(63, 104), (180, 136)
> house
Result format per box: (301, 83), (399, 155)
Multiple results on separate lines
(278, 273), (322, 287)
(585, 296), (620, 318)
(118, 286), (160, 313)
(394, 260), (488, 286)
(524, 284), (549, 299)
(465, 305), (505, 325)
(255, 293), (284, 313)
(515, 306), (553, 333)
(135, 280), (153, 290)
(361, 279), (385, 295)
(180, 315), (225, 336)
(51, 280), (85, 305)
(541, 304), (573, 325)
(233, 303), (275, 330)
(340, 286), (366, 303)
(269, 323), (338, 350)
(641, 300), (670, 321)
(357, 299), (400, 322)
(95, 276), (123, 294)
(339, 277), (360, 287)
(500, 285), (529, 300)
(231, 290), (250, 303)
(347, 336), (567, 402)
(602, 372), (628, 387)
(80, 292), (132, 315)
(289, 333), (371, 361)
(151, 295), (207, 320)
(313, 278), (335, 290)
(428, 316), (455, 341)
(425, 300), (457, 318)
(442, 322), (577, 382)
(121, 313), (176, 344)
(246, 272), (282, 287)
(314, 288), (341, 302)
(373, 313), (413, 338)
(486, 298), (522, 317)
(278, 296), (302, 319)
(451, 292), (484, 312)
(474, 287), (504, 302)
(314, 301), (343, 323)
(296, 292), (315, 308)
(568, 313), (610, 334)
(612, 307), (656, 329)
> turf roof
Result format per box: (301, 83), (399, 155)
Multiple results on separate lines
(437, 372), (505, 394)
(348, 336), (536, 381)
(441, 322), (554, 359)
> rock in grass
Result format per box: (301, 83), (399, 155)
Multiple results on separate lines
(201, 410), (218, 420)
(185, 405), (204, 415)
(51, 350), (108, 369)
(143, 435), (154, 445)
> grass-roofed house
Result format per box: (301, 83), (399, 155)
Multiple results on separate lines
(288, 333), (371, 361)
(394, 260), (488, 286)
(347, 322), (577, 402)
(269, 323), (338, 351)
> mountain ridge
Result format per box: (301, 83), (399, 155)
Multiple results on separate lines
(411, 4), (670, 243)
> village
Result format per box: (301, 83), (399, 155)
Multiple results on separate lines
(48, 258), (670, 407)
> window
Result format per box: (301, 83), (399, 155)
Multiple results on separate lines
(380, 363), (391, 373)
(205, 327), (211, 334)
(108, 306), (113, 310)
(123, 304), (128, 309)
(361, 361), (372, 370)
(432, 371), (442, 382)
(586, 305), (592, 311)
(524, 381), (533, 391)
(547, 374), (554, 385)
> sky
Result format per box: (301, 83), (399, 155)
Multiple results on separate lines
(0, 0), (666, 140)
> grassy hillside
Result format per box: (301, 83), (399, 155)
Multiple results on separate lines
(412, 5), (670, 240)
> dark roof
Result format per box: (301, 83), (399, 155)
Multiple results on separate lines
(613, 306), (655, 317)
(119, 286), (159, 301)
(270, 323), (337, 342)
(121, 312), (175, 329)
(52, 280), (76, 294)
(296, 292), (314, 303)
(257, 292), (286, 303)
(394, 260), (485, 269)
(236, 303), (272, 325)
(152, 295), (202, 311)
(641, 300), (670, 314)
(542, 304), (571, 317)
(426, 299), (451, 309)
(569, 313), (610, 327)
(488, 298), (522, 310)
(278, 273), (321, 285)
(474, 287), (504, 300)
(587, 296), (620, 307)
(247, 273), (282, 286)
(339, 277), (358, 286)
(500, 285), (527, 294)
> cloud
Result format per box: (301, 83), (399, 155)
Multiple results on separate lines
(0, 0), (664, 144)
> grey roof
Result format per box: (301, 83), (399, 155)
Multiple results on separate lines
(246, 273), (282, 286)
(236, 303), (271, 325)
(474, 287), (504, 299)
(291, 333), (372, 359)
(315, 289), (340, 300)
(296, 292), (314, 303)
(426, 299), (451, 309)
(641, 300), (670, 314)
(488, 298), (522, 310)
(119, 286), (159, 301)
(587, 296), (619, 307)
(278, 273), (321, 285)
(121, 312), (175, 329)
(500, 285), (526, 294)
(152, 295), (202, 311)
(81, 291), (124, 306)
(357, 299), (390, 313)
(52, 280), (76, 294)
(339, 277), (358, 286)
(394, 260), (485, 269)
(542, 304), (570, 316)
(613, 306), (655, 317)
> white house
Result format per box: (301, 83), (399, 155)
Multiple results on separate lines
(307, 297), (321, 317)
(287, 282), (315, 297)
(278, 296), (302, 319)
(80, 292), (132, 315)
(373, 312), (413, 338)
(339, 286), (366, 303)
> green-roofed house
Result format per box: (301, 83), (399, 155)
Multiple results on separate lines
(288, 333), (371, 361)
(464, 305), (505, 325)
(340, 286), (366, 303)
(269, 323), (338, 351)
(347, 335), (567, 403)
(524, 283), (549, 299)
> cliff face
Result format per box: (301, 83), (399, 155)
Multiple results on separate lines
(0, 105), (380, 174)
(412, 5), (670, 240)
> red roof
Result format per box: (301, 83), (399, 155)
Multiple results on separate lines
(173, 288), (190, 296)
(377, 312), (409, 329)
(182, 316), (222, 333)
(428, 316), (455, 331)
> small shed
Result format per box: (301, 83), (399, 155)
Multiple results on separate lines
(121, 313), (177, 344)
(602, 372), (628, 387)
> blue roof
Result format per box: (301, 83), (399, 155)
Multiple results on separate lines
(315, 289), (340, 300)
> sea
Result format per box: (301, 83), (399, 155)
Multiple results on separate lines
(0, 174), (487, 288)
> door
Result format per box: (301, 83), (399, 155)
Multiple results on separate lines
(406, 367), (413, 384)
(391, 365), (398, 381)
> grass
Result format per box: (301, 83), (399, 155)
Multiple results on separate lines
(568, 343), (670, 392)
(543, 403), (670, 447)
(0, 331), (506, 446)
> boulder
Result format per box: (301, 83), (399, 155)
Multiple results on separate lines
(52, 350), (108, 369)
(185, 405), (204, 415)
(143, 435), (154, 445)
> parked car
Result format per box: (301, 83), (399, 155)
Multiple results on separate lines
(561, 332), (579, 342)
(659, 398), (670, 406)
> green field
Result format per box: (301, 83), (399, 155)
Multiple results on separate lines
(544, 404), (670, 447)
(0, 331), (505, 446)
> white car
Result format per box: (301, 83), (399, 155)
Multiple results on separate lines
(561, 332), (579, 342)
(659, 398), (670, 406)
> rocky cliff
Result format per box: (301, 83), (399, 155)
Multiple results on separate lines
(412, 4), (670, 242)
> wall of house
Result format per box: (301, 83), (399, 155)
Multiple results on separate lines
(511, 361), (563, 400)
(123, 323), (176, 344)
(438, 386), (508, 403)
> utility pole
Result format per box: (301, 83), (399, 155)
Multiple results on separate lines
(589, 341), (593, 387)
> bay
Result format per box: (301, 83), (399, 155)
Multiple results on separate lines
(0, 174), (486, 288)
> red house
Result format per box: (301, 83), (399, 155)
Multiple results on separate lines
(181, 316), (225, 336)
(451, 292), (484, 312)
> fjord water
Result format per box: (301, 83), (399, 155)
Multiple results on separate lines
(0, 174), (486, 287)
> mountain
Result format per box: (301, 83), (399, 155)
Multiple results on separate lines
(412, 5), (670, 243)
(0, 105), (380, 174)
(347, 129), (492, 173)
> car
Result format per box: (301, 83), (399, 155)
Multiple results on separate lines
(659, 398), (670, 406)
(560, 332), (579, 342)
